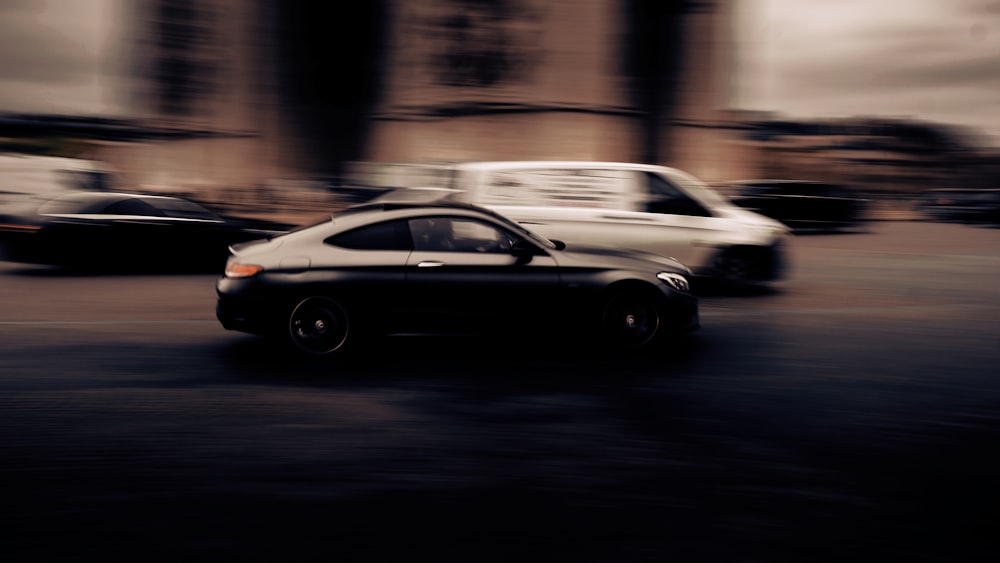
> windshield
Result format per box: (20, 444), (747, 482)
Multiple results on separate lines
(145, 197), (221, 220)
(659, 168), (731, 209)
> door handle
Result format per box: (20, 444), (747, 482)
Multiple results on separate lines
(600, 215), (655, 221)
(417, 261), (445, 268)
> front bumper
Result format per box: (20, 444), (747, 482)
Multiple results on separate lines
(663, 290), (700, 334)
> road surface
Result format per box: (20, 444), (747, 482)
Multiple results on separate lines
(2, 220), (999, 562)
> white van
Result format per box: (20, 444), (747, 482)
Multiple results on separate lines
(416, 161), (792, 287)
(0, 154), (112, 213)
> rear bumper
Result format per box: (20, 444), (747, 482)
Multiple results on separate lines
(216, 278), (282, 336)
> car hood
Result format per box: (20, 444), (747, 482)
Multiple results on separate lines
(555, 243), (691, 275)
(714, 205), (788, 230)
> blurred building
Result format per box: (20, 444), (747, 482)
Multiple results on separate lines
(727, 115), (994, 200)
(97, 0), (741, 208)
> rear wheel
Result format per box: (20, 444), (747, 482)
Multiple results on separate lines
(287, 297), (350, 355)
(601, 289), (661, 349)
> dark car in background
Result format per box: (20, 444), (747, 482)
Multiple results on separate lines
(724, 179), (869, 232)
(216, 201), (699, 357)
(915, 188), (1000, 224)
(0, 191), (293, 271)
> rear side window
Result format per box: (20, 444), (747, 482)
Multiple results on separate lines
(325, 219), (413, 251)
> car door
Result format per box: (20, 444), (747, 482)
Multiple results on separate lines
(404, 215), (560, 335)
(99, 198), (178, 260)
(598, 170), (736, 268)
(43, 198), (163, 266)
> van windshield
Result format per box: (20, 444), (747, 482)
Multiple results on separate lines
(659, 168), (730, 209)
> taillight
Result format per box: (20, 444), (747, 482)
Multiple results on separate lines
(0, 223), (41, 232)
(225, 262), (263, 278)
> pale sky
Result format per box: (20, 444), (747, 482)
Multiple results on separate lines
(733, 0), (1000, 143)
(0, 0), (128, 116)
(1, 1), (999, 144)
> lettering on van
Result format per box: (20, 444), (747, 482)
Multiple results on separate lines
(482, 169), (631, 209)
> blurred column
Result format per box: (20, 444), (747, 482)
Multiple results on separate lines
(122, 0), (283, 199)
(655, 0), (735, 181)
(366, 0), (642, 163)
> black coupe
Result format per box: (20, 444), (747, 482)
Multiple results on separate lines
(0, 191), (292, 272)
(216, 202), (699, 356)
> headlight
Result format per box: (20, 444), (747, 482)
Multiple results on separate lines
(657, 271), (690, 292)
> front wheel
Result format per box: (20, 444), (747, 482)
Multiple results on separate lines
(601, 290), (661, 350)
(287, 297), (350, 355)
(712, 246), (780, 289)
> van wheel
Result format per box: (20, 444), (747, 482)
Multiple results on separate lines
(601, 289), (660, 349)
(288, 297), (350, 355)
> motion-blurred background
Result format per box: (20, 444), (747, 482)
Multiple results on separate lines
(1, 0), (998, 220)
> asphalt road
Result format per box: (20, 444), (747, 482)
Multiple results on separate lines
(2, 220), (999, 562)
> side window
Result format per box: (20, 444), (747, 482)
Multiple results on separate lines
(817, 184), (843, 199)
(147, 198), (219, 220)
(411, 217), (517, 253)
(743, 184), (775, 197)
(102, 199), (162, 216)
(325, 219), (412, 251)
(644, 173), (711, 217)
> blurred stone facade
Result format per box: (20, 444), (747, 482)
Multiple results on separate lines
(722, 114), (997, 200)
(94, 0), (743, 212)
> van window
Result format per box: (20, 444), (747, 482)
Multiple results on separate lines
(643, 172), (712, 217)
(480, 169), (630, 210)
(657, 168), (729, 209)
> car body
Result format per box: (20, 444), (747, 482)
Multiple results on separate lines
(723, 179), (869, 232)
(915, 188), (1000, 224)
(216, 202), (699, 356)
(0, 191), (292, 271)
(375, 161), (791, 287)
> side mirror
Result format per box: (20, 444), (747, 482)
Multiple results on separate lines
(510, 239), (538, 262)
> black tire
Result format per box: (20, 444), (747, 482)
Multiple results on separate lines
(713, 250), (757, 287)
(601, 289), (661, 349)
(287, 296), (350, 356)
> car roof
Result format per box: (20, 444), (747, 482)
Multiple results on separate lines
(38, 190), (220, 218)
(49, 191), (183, 204)
(321, 201), (538, 235)
(728, 179), (832, 185)
(343, 200), (499, 218)
(274, 200), (543, 244)
(448, 160), (682, 173)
